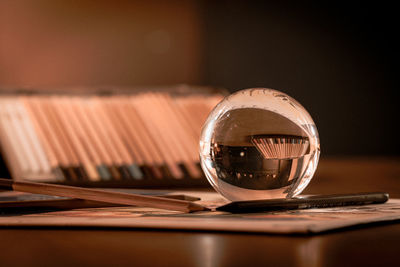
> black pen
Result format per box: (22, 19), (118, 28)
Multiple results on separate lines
(216, 192), (389, 213)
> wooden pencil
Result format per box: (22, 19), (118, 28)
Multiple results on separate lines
(135, 93), (184, 179)
(112, 97), (162, 179)
(146, 93), (190, 177)
(85, 99), (127, 180)
(75, 98), (115, 181)
(5, 101), (40, 174)
(42, 97), (82, 181)
(125, 97), (166, 179)
(30, 97), (72, 180)
(62, 97), (102, 181)
(21, 97), (64, 181)
(15, 100), (51, 175)
(0, 100), (30, 174)
(102, 97), (144, 180)
(165, 94), (200, 159)
(92, 97), (142, 180)
(51, 97), (97, 181)
(0, 178), (209, 213)
(153, 93), (201, 178)
(90, 98), (125, 180)
(69, 97), (111, 180)
(131, 94), (183, 179)
(174, 96), (201, 139)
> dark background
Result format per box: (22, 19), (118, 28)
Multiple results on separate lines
(202, 1), (398, 155)
(0, 0), (398, 156)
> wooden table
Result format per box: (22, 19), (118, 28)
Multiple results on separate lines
(1, 157), (399, 267)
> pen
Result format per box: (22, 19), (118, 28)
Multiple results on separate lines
(216, 192), (389, 213)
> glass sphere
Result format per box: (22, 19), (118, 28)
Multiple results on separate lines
(199, 88), (320, 201)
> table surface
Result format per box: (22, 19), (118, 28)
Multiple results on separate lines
(1, 156), (399, 267)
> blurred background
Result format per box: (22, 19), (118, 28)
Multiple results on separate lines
(0, 0), (398, 156)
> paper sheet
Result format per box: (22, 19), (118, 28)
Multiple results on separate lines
(1, 191), (400, 234)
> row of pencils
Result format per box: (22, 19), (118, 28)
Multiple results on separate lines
(0, 92), (223, 182)
(251, 135), (310, 160)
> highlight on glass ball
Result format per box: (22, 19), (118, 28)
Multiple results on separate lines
(199, 88), (320, 201)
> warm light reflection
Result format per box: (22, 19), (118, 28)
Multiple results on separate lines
(194, 234), (223, 267)
(295, 237), (325, 267)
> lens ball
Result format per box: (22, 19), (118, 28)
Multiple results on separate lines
(199, 88), (320, 201)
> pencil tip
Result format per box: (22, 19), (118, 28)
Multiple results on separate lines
(188, 203), (211, 212)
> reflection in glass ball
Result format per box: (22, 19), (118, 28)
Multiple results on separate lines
(199, 88), (320, 201)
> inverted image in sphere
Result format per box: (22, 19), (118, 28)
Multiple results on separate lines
(199, 88), (320, 201)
